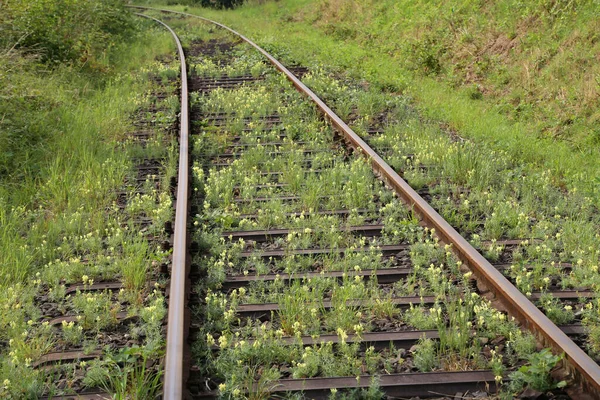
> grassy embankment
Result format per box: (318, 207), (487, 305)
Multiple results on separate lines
(137, 0), (600, 202)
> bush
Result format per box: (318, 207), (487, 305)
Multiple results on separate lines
(0, 0), (135, 66)
(192, 0), (245, 9)
(0, 0), (137, 185)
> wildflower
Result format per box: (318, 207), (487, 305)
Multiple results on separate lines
(292, 321), (302, 333)
(206, 333), (215, 346)
(354, 323), (364, 336)
(336, 327), (348, 343)
(218, 335), (228, 349)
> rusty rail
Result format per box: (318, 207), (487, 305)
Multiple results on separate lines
(130, 6), (600, 399)
(133, 13), (189, 400)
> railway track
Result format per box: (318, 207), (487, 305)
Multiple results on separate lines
(27, 7), (600, 400)
(129, 7), (600, 400)
(127, 8), (598, 398)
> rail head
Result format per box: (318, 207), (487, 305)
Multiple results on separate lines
(130, 6), (600, 399)
(133, 13), (189, 399)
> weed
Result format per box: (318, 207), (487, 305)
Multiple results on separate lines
(508, 349), (566, 393)
(412, 336), (438, 372)
(404, 303), (438, 330)
(84, 346), (163, 399)
(71, 290), (120, 332)
(538, 293), (575, 325)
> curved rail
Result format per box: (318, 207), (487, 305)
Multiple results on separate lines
(133, 13), (189, 399)
(131, 7), (600, 399)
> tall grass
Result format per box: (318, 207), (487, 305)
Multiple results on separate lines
(0, 25), (173, 287)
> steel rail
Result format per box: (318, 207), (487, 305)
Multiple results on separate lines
(133, 13), (189, 400)
(130, 6), (600, 399)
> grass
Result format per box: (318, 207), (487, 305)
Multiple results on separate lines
(0, 28), (174, 283)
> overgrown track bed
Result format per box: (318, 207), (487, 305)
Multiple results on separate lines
(185, 41), (506, 400)
(135, 8), (600, 400)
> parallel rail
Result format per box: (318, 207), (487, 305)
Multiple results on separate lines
(134, 13), (190, 400)
(132, 7), (600, 399)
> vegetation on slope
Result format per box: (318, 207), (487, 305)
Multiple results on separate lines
(312, 0), (600, 145)
(0, 0), (142, 285)
(0, 0), (135, 190)
(1, 0), (134, 65)
(163, 0), (244, 9)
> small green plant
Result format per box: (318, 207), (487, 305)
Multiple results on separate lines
(538, 293), (575, 325)
(508, 349), (566, 393)
(118, 239), (151, 303)
(83, 346), (163, 399)
(505, 329), (537, 364)
(61, 320), (84, 346)
(71, 289), (119, 331)
(404, 303), (438, 330)
(412, 337), (438, 372)
(407, 29), (447, 76)
(489, 348), (505, 384)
